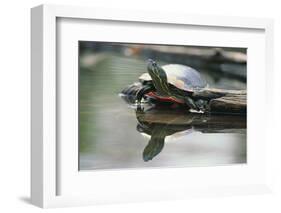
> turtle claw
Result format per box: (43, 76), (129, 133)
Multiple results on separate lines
(185, 97), (200, 112)
(185, 97), (208, 113)
(195, 100), (209, 113)
(135, 100), (146, 113)
(136, 104), (144, 112)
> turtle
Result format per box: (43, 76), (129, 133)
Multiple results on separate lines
(136, 59), (208, 112)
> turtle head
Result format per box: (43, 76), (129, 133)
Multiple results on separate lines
(147, 59), (169, 95)
(147, 59), (164, 78)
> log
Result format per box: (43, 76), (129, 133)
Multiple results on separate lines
(193, 88), (246, 99)
(209, 94), (246, 114)
(192, 88), (247, 114)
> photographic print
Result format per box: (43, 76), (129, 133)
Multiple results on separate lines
(79, 42), (247, 170)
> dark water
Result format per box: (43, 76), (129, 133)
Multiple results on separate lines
(79, 54), (246, 170)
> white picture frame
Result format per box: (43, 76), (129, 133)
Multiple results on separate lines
(31, 4), (274, 208)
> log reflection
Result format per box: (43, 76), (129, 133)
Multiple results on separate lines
(135, 107), (246, 161)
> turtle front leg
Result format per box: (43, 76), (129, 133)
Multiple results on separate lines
(195, 99), (209, 112)
(184, 97), (201, 112)
(136, 84), (154, 109)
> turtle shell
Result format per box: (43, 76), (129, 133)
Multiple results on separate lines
(139, 64), (207, 92)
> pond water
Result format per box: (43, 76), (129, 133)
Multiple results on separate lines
(79, 54), (246, 170)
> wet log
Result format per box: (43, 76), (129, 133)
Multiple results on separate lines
(209, 94), (246, 114)
(192, 88), (247, 114)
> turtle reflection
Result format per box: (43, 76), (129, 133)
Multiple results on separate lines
(135, 107), (246, 161)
